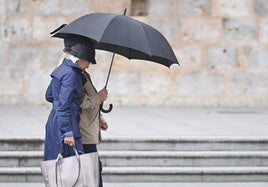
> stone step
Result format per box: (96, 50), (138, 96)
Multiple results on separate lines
(0, 167), (42, 183)
(0, 151), (42, 167)
(0, 167), (268, 182)
(103, 166), (268, 182)
(1, 136), (268, 151)
(99, 136), (268, 151)
(1, 183), (268, 187)
(100, 151), (268, 167)
(0, 138), (44, 151)
(1, 151), (268, 167)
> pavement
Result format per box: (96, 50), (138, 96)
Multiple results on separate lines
(0, 105), (268, 187)
(0, 105), (267, 139)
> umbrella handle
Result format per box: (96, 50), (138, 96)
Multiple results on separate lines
(100, 7), (127, 114)
(100, 102), (113, 113)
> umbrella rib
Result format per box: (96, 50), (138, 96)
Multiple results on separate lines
(140, 23), (153, 57)
(141, 24), (177, 66)
(98, 16), (119, 51)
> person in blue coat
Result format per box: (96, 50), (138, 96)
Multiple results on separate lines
(44, 43), (96, 161)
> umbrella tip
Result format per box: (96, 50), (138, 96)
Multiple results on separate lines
(50, 24), (67, 35)
(123, 8), (127, 15)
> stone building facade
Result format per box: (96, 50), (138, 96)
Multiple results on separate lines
(0, 0), (268, 107)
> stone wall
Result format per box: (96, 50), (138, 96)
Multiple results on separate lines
(0, 0), (268, 107)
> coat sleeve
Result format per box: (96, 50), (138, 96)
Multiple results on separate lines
(100, 114), (107, 126)
(45, 80), (53, 103)
(57, 72), (77, 138)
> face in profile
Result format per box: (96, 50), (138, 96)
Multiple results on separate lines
(77, 59), (90, 70)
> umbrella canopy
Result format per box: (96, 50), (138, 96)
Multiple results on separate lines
(52, 12), (179, 67)
(51, 10), (179, 113)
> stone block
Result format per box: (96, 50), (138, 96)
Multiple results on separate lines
(181, 18), (221, 42)
(223, 18), (258, 42)
(0, 69), (23, 95)
(230, 73), (268, 96)
(175, 44), (202, 71)
(147, 0), (174, 17)
(259, 20), (268, 43)
(177, 73), (225, 96)
(3, 16), (31, 41)
(131, 0), (148, 16)
(94, 71), (141, 95)
(148, 18), (180, 45)
(240, 46), (268, 69)
(0, 95), (21, 105)
(23, 69), (50, 96)
(254, 0), (268, 17)
(218, 95), (268, 108)
(140, 71), (175, 95)
(0, 0), (5, 15)
(211, 0), (251, 17)
(9, 44), (41, 70)
(41, 43), (63, 70)
(60, 0), (90, 16)
(139, 71), (177, 106)
(30, 0), (59, 16)
(0, 42), (8, 66)
(0, 16), (4, 41)
(21, 61), (52, 103)
(4, 0), (26, 15)
(33, 16), (67, 41)
(90, 0), (131, 14)
(176, 0), (210, 16)
(207, 45), (239, 70)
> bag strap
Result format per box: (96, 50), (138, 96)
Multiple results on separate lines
(55, 146), (81, 187)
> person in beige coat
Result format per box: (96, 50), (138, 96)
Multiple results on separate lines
(80, 71), (108, 145)
(79, 46), (108, 187)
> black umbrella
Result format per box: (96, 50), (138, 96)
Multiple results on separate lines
(52, 9), (179, 112)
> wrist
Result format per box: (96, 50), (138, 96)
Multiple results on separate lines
(62, 131), (73, 138)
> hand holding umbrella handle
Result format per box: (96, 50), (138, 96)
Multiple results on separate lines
(100, 51), (116, 114)
(100, 103), (113, 113)
(100, 85), (113, 113)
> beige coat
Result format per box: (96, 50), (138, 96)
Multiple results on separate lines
(79, 71), (105, 144)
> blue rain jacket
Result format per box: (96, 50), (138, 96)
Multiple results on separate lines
(44, 58), (86, 161)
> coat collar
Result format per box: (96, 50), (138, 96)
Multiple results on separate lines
(62, 58), (82, 70)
